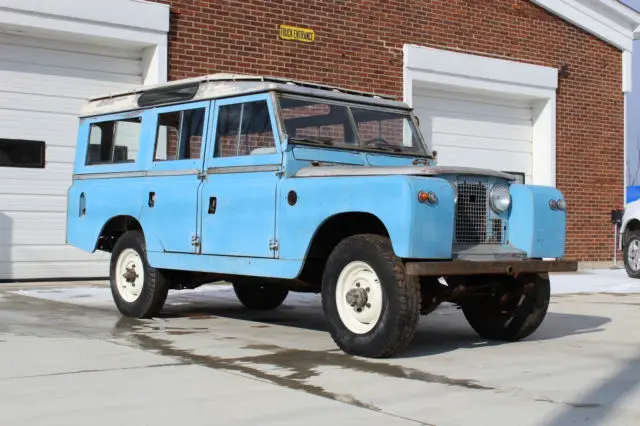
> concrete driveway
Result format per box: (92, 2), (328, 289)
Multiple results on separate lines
(1, 269), (640, 426)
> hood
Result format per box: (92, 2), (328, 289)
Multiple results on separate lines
(294, 165), (516, 180)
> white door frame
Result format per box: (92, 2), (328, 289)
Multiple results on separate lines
(0, 0), (170, 86)
(403, 44), (559, 187)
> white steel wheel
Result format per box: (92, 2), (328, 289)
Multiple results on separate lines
(335, 261), (384, 334)
(115, 248), (145, 303)
(627, 239), (640, 272)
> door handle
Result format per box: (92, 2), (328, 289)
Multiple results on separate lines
(148, 192), (155, 208)
(208, 197), (217, 214)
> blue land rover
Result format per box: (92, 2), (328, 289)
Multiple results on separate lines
(67, 74), (576, 358)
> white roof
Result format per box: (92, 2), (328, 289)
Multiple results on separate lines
(81, 73), (407, 118)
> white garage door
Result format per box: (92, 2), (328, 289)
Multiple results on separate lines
(0, 34), (143, 280)
(413, 87), (533, 184)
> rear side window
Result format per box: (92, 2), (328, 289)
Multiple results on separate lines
(86, 117), (141, 166)
(154, 108), (205, 161)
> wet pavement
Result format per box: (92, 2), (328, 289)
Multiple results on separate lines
(1, 277), (640, 426)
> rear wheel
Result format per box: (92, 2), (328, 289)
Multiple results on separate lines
(110, 230), (170, 318)
(322, 234), (421, 358)
(233, 281), (289, 310)
(461, 273), (550, 341)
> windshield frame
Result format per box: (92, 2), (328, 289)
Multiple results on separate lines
(273, 93), (432, 158)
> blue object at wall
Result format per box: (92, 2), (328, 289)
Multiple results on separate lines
(627, 186), (640, 204)
(622, 0), (640, 202)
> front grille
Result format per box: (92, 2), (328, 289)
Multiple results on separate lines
(454, 178), (506, 245)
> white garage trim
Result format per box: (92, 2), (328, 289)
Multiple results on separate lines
(531, 0), (640, 93)
(403, 44), (558, 187)
(0, 0), (169, 86)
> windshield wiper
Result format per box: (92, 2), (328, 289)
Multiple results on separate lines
(289, 137), (334, 146)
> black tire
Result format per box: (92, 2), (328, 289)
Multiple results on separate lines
(233, 281), (289, 310)
(623, 230), (640, 279)
(109, 230), (170, 318)
(461, 273), (550, 341)
(321, 234), (421, 358)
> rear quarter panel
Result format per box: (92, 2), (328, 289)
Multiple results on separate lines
(66, 178), (150, 252)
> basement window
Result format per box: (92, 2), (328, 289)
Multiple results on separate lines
(0, 139), (46, 168)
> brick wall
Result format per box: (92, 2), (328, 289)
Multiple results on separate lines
(150, 0), (624, 261)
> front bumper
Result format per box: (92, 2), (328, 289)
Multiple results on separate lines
(405, 259), (578, 276)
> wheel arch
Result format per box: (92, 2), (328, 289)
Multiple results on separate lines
(623, 218), (640, 235)
(95, 215), (144, 253)
(296, 212), (391, 287)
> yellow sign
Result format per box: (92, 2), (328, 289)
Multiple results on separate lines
(279, 24), (315, 43)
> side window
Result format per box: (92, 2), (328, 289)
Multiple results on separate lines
(154, 108), (205, 161)
(86, 117), (141, 165)
(214, 100), (276, 158)
(0, 139), (46, 169)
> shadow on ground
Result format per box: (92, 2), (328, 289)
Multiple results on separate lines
(156, 291), (611, 359)
(542, 349), (640, 425)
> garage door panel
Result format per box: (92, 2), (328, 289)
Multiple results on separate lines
(0, 61), (141, 96)
(414, 96), (533, 121)
(0, 194), (67, 213)
(435, 145), (531, 177)
(0, 163), (73, 181)
(42, 146), (76, 164)
(0, 43), (141, 76)
(0, 212), (67, 245)
(7, 245), (109, 263)
(2, 178), (71, 196)
(0, 261), (108, 280)
(0, 68), (139, 99)
(0, 110), (80, 147)
(421, 115), (532, 141)
(415, 88), (532, 107)
(433, 133), (532, 154)
(0, 33), (142, 60)
(0, 91), (85, 116)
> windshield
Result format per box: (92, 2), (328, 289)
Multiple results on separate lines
(278, 96), (428, 156)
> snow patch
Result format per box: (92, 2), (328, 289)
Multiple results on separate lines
(550, 268), (640, 294)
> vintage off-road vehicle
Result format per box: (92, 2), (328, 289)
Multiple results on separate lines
(67, 74), (577, 358)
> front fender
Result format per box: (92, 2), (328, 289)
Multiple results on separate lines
(277, 175), (456, 261)
(508, 184), (567, 258)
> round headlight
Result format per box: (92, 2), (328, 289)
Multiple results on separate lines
(490, 184), (511, 213)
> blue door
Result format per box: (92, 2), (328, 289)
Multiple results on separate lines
(199, 94), (282, 258)
(140, 101), (211, 254)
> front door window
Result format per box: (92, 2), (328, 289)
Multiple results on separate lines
(214, 100), (277, 158)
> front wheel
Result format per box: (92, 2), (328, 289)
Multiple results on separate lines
(461, 273), (550, 341)
(110, 230), (170, 318)
(322, 234), (421, 358)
